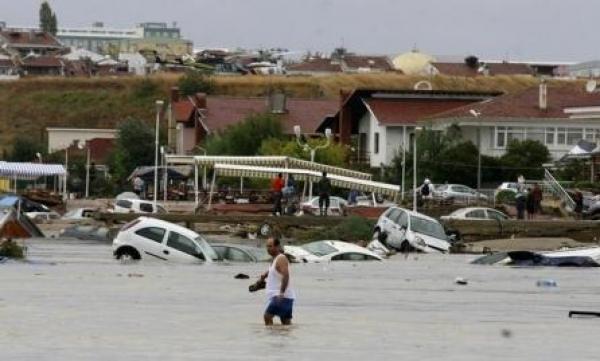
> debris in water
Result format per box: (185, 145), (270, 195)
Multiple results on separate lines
(455, 277), (468, 285)
(127, 273), (144, 278)
(501, 329), (512, 338)
(234, 273), (250, 279)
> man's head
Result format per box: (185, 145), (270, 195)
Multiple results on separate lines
(266, 237), (282, 257)
(322, 171), (327, 178)
(278, 173), (283, 179)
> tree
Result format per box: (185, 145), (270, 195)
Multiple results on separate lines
(178, 71), (214, 95)
(39, 2), (58, 35)
(9, 136), (45, 162)
(500, 139), (551, 180)
(204, 113), (283, 156)
(109, 119), (155, 184)
(259, 138), (348, 166)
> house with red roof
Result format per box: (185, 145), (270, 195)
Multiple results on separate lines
(424, 82), (600, 160)
(319, 89), (499, 167)
(286, 55), (395, 76)
(0, 29), (64, 57)
(169, 88), (339, 154)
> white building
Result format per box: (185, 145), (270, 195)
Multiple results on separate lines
(118, 52), (147, 75)
(47, 128), (117, 153)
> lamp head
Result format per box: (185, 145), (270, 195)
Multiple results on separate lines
(155, 99), (164, 110)
(469, 109), (481, 117)
(325, 128), (332, 139)
(77, 141), (86, 150)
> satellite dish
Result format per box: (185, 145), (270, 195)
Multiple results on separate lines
(414, 80), (433, 91)
(586, 79), (597, 93)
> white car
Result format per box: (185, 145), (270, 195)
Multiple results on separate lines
(26, 210), (61, 222)
(284, 240), (383, 262)
(112, 217), (219, 263)
(62, 208), (96, 221)
(112, 199), (167, 214)
(494, 182), (519, 197)
(434, 184), (488, 203)
(300, 196), (347, 216)
(440, 207), (509, 221)
(374, 207), (451, 253)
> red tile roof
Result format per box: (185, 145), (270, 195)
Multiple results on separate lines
(432, 62), (534, 76)
(287, 58), (343, 73)
(0, 58), (15, 67)
(0, 30), (62, 47)
(343, 55), (394, 71)
(428, 83), (600, 121)
(364, 98), (480, 125)
(22, 55), (64, 68)
(173, 101), (196, 122)
(87, 138), (115, 164)
(202, 97), (339, 134)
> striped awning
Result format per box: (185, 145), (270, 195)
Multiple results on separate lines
(213, 163), (399, 197)
(0, 162), (66, 179)
(165, 155), (372, 180)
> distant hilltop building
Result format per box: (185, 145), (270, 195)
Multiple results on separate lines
(1, 21), (193, 58)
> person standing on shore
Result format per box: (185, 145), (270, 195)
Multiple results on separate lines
(318, 172), (331, 216)
(260, 237), (296, 326)
(271, 173), (284, 216)
(526, 187), (536, 220)
(532, 183), (543, 216)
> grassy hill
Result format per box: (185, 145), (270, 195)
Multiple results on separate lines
(0, 73), (549, 154)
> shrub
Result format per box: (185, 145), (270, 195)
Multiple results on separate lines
(177, 71), (214, 95)
(496, 189), (516, 205)
(0, 239), (25, 259)
(294, 216), (375, 243)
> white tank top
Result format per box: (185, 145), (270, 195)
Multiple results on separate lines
(266, 254), (296, 299)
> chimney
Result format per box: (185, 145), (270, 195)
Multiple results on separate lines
(539, 80), (547, 110)
(194, 93), (207, 109)
(170, 86), (180, 102)
(268, 91), (287, 114)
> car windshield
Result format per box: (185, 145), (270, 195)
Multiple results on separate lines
(302, 241), (338, 256)
(195, 236), (219, 261)
(410, 216), (447, 240)
(246, 247), (271, 262)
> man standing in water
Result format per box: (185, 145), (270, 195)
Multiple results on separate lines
(260, 237), (295, 325)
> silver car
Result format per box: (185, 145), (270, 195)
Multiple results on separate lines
(434, 184), (488, 204)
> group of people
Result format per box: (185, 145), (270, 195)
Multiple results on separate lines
(271, 172), (332, 216)
(515, 183), (543, 220)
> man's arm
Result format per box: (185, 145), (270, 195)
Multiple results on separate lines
(260, 271), (268, 280)
(275, 256), (289, 296)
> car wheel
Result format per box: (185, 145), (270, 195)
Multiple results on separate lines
(259, 223), (271, 237)
(116, 247), (140, 261)
(399, 240), (413, 253)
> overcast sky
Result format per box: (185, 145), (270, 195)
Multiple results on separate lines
(2, 0), (598, 61)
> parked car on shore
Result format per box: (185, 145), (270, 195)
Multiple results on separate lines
(494, 182), (519, 197)
(434, 184), (488, 204)
(112, 217), (218, 263)
(283, 241), (382, 262)
(374, 207), (451, 253)
(440, 207), (509, 221)
(211, 243), (271, 262)
(112, 199), (167, 214)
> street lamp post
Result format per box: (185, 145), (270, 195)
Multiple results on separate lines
(413, 126), (422, 212)
(154, 100), (164, 211)
(195, 146), (208, 190)
(470, 109), (482, 192)
(294, 125), (332, 200)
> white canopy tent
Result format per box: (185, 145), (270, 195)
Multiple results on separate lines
(207, 163), (399, 209)
(0, 162), (68, 198)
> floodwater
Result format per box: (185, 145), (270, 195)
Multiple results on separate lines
(2, 238), (600, 360)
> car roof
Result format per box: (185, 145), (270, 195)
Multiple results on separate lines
(136, 216), (200, 239)
(387, 207), (439, 223)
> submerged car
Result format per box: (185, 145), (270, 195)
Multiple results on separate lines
(374, 207), (452, 253)
(284, 240), (383, 263)
(211, 243), (271, 262)
(62, 208), (96, 221)
(112, 199), (167, 214)
(300, 196), (347, 216)
(112, 217), (218, 263)
(440, 207), (509, 221)
(472, 247), (600, 267)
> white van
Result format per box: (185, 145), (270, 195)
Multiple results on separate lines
(113, 199), (167, 214)
(374, 207), (451, 253)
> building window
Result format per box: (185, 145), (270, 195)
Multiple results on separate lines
(495, 127), (506, 148)
(545, 128), (555, 145)
(585, 129), (595, 142)
(507, 127), (524, 143)
(567, 128), (583, 145)
(374, 132), (379, 154)
(526, 127), (545, 144)
(557, 128), (567, 145)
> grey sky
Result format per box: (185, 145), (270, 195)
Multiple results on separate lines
(2, 0), (597, 61)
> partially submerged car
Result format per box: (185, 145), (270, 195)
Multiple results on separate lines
(284, 240), (383, 263)
(472, 247), (600, 267)
(62, 208), (96, 221)
(440, 207), (509, 221)
(374, 207), (452, 253)
(211, 243), (271, 262)
(300, 196), (347, 216)
(112, 199), (167, 214)
(112, 217), (218, 263)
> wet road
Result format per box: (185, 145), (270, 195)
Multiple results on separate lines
(2, 238), (600, 360)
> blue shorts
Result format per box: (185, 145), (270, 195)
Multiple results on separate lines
(265, 297), (294, 320)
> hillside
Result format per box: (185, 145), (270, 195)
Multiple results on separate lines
(0, 73), (550, 153)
